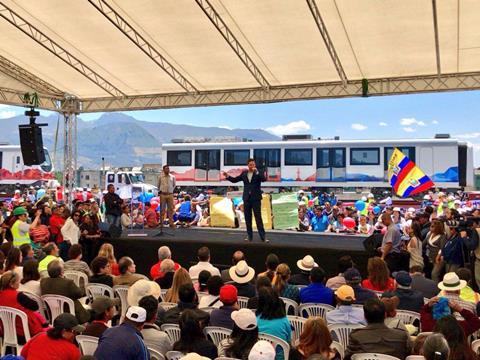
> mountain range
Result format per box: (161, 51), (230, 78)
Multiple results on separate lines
(0, 112), (279, 169)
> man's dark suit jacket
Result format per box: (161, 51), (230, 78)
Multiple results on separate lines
(227, 170), (266, 202)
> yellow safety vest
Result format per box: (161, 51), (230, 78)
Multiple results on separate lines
(38, 255), (58, 273)
(11, 220), (31, 247)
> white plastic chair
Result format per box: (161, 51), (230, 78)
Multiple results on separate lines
(331, 340), (345, 360)
(298, 303), (334, 319)
(86, 283), (115, 300)
(203, 326), (232, 347)
(161, 323), (181, 344)
(199, 306), (216, 314)
(165, 350), (184, 360)
(395, 310), (420, 326)
(351, 354), (401, 360)
(237, 296), (249, 309)
(23, 291), (48, 321)
(64, 270), (89, 289)
(148, 346), (166, 360)
(41, 294), (75, 324)
(215, 358), (241, 360)
(0, 306), (31, 355)
(328, 323), (364, 349)
(405, 356), (426, 360)
(160, 302), (177, 311)
(280, 297), (298, 316)
(113, 285), (129, 321)
(258, 332), (290, 360)
(472, 339), (480, 354)
(160, 289), (168, 302)
(287, 315), (307, 344)
(76, 335), (99, 356)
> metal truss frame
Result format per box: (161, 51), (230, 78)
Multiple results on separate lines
(62, 98), (80, 207)
(194, 0), (270, 90)
(0, 87), (61, 111)
(0, 2), (125, 97)
(0, 54), (64, 96)
(76, 71), (480, 112)
(88, 0), (197, 93)
(306, 0), (348, 85)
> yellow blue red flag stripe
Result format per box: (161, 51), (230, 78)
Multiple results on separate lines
(388, 148), (434, 198)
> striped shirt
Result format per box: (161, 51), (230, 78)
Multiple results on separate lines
(64, 260), (92, 276)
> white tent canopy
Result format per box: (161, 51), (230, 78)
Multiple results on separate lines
(1, 0), (480, 113)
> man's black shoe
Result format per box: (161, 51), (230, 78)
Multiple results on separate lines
(244, 237), (252, 242)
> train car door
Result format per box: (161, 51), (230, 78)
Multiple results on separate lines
(316, 148), (346, 182)
(419, 147), (434, 177)
(195, 150), (220, 181)
(253, 149), (281, 181)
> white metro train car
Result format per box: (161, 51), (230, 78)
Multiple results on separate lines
(161, 137), (474, 190)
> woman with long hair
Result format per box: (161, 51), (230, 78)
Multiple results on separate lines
(434, 315), (476, 360)
(4, 247), (23, 279)
(407, 220), (424, 269)
(426, 219), (447, 282)
(59, 209), (81, 261)
(98, 243), (120, 276)
(218, 308), (258, 360)
(361, 257), (395, 292)
(173, 309), (217, 358)
(290, 317), (340, 360)
(256, 287), (291, 360)
(165, 268), (192, 303)
(272, 263), (299, 303)
(19, 259), (41, 296)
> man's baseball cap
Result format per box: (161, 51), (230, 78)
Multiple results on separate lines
(334, 285), (356, 302)
(126, 306), (146, 322)
(231, 308), (257, 330)
(394, 271), (412, 287)
(344, 268), (362, 282)
(248, 340), (276, 360)
(220, 284), (238, 304)
(12, 207), (27, 216)
(53, 313), (85, 333)
(91, 296), (118, 314)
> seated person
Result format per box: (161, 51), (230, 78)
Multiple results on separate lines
(326, 285), (366, 326)
(83, 296), (116, 337)
(139, 295), (172, 356)
(209, 285), (238, 330)
(89, 256), (114, 288)
(64, 244), (92, 276)
(299, 267), (334, 306)
(113, 256), (147, 286)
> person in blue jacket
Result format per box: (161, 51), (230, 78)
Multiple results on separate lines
(310, 206), (329, 232)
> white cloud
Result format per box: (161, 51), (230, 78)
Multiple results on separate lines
(400, 118), (426, 127)
(351, 123), (367, 131)
(218, 125), (232, 130)
(403, 127), (416, 133)
(0, 111), (16, 119)
(378, 122), (388, 127)
(455, 132), (480, 139)
(432, 120), (439, 125)
(265, 120), (311, 136)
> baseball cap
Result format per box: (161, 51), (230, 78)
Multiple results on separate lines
(53, 313), (85, 333)
(220, 284), (238, 305)
(394, 271), (412, 287)
(126, 306), (147, 322)
(334, 285), (356, 301)
(12, 207), (27, 216)
(248, 340), (276, 360)
(344, 268), (362, 282)
(231, 308), (257, 330)
(91, 296), (117, 315)
(180, 354), (210, 360)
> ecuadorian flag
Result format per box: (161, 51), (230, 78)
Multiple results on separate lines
(388, 148), (434, 198)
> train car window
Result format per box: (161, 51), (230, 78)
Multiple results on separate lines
(384, 147), (415, 170)
(16, 156), (20, 164)
(195, 150), (220, 170)
(107, 174), (114, 183)
(285, 149), (313, 166)
(0, 152), (2, 168)
(350, 148), (380, 165)
(316, 149), (330, 168)
(332, 148), (346, 167)
(254, 149), (281, 168)
(117, 174), (123, 183)
(167, 150), (192, 166)
(224, 150), (250, 166)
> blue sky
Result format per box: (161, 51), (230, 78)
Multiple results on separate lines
(1, 90), (479, 164)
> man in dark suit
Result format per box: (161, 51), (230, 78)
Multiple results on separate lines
(223, 158), (268, 242)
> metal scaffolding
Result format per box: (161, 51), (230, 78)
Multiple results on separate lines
(62, 98), (80, 207)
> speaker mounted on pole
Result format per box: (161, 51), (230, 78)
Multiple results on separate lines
(18, 106), (47, 166)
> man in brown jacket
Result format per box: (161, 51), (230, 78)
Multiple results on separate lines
(40, 260), (91, 324)
(113, 256), (147, 286)
(345, 298), (411, 360)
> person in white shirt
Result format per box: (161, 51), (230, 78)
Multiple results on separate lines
(158, 165), (176, 228)
(189, 246), (221, 280)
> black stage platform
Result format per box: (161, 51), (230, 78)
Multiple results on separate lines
(109, 228), (371, 279)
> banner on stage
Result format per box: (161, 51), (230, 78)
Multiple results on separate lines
(210, 196), (236, 228)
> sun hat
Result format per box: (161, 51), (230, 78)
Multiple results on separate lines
(248, 340), (276, 360)
(53, 313), (85, 333)
(220, 284), (238, 304)
(127, 279), (161, 306)
(296, 255), (318, 271)
(125, 306), (146, 323)
(13, 207), (27, 216)
(231, 308), (257, 330)
(334, 285), (356, 302)
(229, 260), (255, 284)
(438, 272), (467, 291)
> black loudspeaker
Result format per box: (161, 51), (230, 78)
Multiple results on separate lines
(19, 125), (45, 165)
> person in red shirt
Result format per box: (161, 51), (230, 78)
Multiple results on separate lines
(21, 313), (83, 360)
(49, 205), (66, 244)
(150, 245), (181, 280)
(144, 202), (158, 228)
(361, 257), (395, 293)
